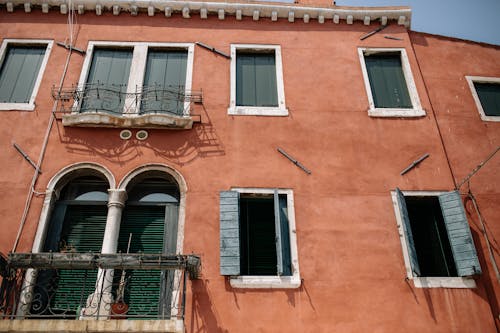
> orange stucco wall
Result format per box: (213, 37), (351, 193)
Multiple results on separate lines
(0, 7), (498, 333)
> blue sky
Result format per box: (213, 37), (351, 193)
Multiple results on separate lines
(338, 0), (500, 45)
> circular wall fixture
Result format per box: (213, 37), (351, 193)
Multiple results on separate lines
(119, 130), (132, 140)
(136, 130), (149, 140)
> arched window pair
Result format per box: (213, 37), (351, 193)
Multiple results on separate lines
(31, 167), (182, 319)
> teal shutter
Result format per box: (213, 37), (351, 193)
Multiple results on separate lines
(474, 82), (500, 116)
(365, 54), (412, 108)
(220, 191), (240, 275)
(43, 203), (67, 252)
(51, 205), (107, 313)
(273, 190), (283, 275)
(117, 205), (166, 318)
(142, 50), (188, 115)
(82, 48), (132, 114)
(236, 53), (278, 107)
(395, 188), (421, 276)
(278, 194), (292, 276)
(438, 191), (482, 276)
(0, 45), (46, 103)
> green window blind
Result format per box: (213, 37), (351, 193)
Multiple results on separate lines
(82, 48), (132, 114)
(141, 50), (188, 115)
(0, 45), (46, 103)
(438, 191), (482, 276)
(219, 191), (241, 276)
(50, 205), (107, 314)
(365, 54), (412, 108)
(117, 205), (167, 318)
(236, 53), (278, 107)
(474, 82), (500, 116)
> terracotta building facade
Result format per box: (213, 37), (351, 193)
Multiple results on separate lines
(0, 1), (499, 332)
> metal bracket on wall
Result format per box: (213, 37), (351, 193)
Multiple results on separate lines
(13, 143), (41, 174)
(360, 24), (388, 40)
(56, 41), (86, 55)
(277, 147), (311, 175)
(400, 153), (429, 175)
(195, 42), (231, 59)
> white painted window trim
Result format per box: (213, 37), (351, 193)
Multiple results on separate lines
(228, 44), (288, 117)
(228, 187), (300, 289)
(466, 76), (500, 122)
(390, 190), (476, 289)
(358, 48), (425, 118)
(0, 39), (53, 111)
(76, 41), (194, 116)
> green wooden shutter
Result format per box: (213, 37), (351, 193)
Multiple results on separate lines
(474, 82), (500, 116)
(142, 50), (188, 115)
(51, 205), (107, 313)
(438, 191), (482, 276)
(117, 206), (165, 318)
(395, 188), (421, 276)
(273, 190), (283, 275)
(0, 45), (46, 103)
(278, 194), (292, 276)
(365, 54), (412, 108)
(236, 53), (278, 107)
(220, 191), (240, 275)
(82, 48), (132, 114)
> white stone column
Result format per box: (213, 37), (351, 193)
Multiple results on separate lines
(82, 189), (127, 319)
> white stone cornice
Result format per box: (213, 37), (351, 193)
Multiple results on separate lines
(2, 0), (412, 27)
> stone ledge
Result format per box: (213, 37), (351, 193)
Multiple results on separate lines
(62, 112), (193, 129)
(0, 319), (184, 333)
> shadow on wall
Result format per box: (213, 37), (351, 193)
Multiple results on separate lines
(190, 279), (228, 333)
(55, 105), (225, 166)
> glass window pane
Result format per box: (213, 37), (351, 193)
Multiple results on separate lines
(475, 82), (500, 116)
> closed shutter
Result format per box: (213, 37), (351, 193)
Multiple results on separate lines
(220, 191), (240, 275)
(365, 54), (412, 108)
(117, 205), (165, 318)
(142, 50), (188, 115)
(236, 53), (278, 107)
(82, 48), (132, 114)
(0, 45), (46, 103)
(438, 191), (482, 276)
(395, 188), (421, 276)
(51, 205), (107, 313)
(474, 82), (500, 116)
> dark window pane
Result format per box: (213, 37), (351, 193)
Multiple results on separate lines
(474, 82), (500, 116)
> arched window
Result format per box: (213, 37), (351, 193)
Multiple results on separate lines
(116, 174), (180, 318)
(35, 176), (109, 317)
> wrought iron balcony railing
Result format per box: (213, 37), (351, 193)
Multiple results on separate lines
(0, 252), (200, 321)
(51, 83), (203, 117)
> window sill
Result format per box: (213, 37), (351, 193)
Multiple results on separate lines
(230, 275), (301, 289)
(227, 106), (288, 116)
(62, 112), (193, 129)
(479, 114), (500, 122)
(0, 103), (35, 111)
(368, 108), (426, 118)
(412, 276), (476, 288)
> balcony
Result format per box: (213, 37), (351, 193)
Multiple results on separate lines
(0, 252), (200, 333)
(52, 84), (203, 129)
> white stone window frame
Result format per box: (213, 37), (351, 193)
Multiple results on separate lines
(466, 76), (500, 122)
(228, 44), (288, 117)
(75, 41), (195, 116)
(229, 188), (300, 289)
(358, 48), (425, 118)
(0, 39), (53, 111)
(390, 190), (476, 288)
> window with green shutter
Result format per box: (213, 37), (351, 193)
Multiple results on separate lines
(0, 40), (52, 110)
(394, 190), (481, 280)
(220, 190), (293, 278)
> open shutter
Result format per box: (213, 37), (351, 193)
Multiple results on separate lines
(273, 190), (283, 276)
(220, 191), (240, 275)
(395, 188), (421, 276)
(278, 194), (292, 276)
(438, 191), (482, 276)
(365, 54), (412, 108)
